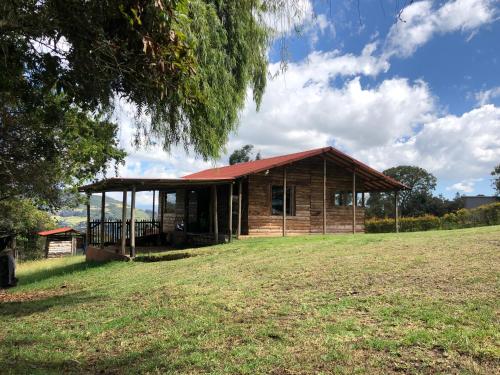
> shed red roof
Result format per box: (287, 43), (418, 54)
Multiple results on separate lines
(38, 227), (79, 236)
(183, 146), (407, 191)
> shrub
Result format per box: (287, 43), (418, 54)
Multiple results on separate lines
(366, 215), (440, 233)
(441, 202), (499, 230)
(0, 199), (56, 260)
(366, 202), (500, 233)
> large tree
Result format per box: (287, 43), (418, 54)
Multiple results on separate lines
(1, 0), (270, 159)
(229, 144), (261, 165)
(492, 164), (500, 195)
(1, 0), (279, 208)
(0, 92), (125, 208)
(366, 166), (438, 218)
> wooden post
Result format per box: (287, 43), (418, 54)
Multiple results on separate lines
(283, 168), (287, 237)
(209, 189), (213, 233)
(152, 190), (156, 221)
(212, 185), (218, 244)
(130, 187), (136, 257)
(228, 183), (233, 242)
(86, 193), (91, 249)
(352, 171), (356, 234)
(237, 179), (242, 239)
(323, 159), (327, 235)
(100, 192), (106, 249)
(362, 192), (365, 207)
(44, 237), (50, 258)
(121, 190), (127, 255)
(184, 190), (189, 233)
(394, 191), (399, 233)
(159, 191), (164, 235)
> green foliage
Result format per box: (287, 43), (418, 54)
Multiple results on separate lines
(1, 0), (271, 160)
(0, 92), (125, 208)
(366, 166), (464, 218)
(441, 202), (500, 230)
(229, 144), (260, 165)
(0, 200), (55, 236)
(492, 164), (500, 195)
(366, 202), (500, 233)
(366, 215), (441, 233)
(0, 199), (56, 259)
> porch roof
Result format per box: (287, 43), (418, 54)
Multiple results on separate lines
(78, 177), (233, 193)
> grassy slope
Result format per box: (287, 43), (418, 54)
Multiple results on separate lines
(1, 227), (499, 374)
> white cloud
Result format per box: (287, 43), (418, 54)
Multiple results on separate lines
(269, 42), (389, 83)
(105, 98), (218, 181)
(233, 51), (434, 156)
(446, 178), (483, 193)
(102, 0), (499, 198)
(385, 0), (497, 58)
(228, 52), (500, 186)
(357, 105), (500, 180)
(112, 47), (500, 192)
(475, 86), (500, 105)
(307, 13), (336, 48)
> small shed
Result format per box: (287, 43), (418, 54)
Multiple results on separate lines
(38, 227), (81, 258)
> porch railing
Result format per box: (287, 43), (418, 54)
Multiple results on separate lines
(88, 219), (160, 246)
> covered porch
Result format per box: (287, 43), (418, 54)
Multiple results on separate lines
(79, 178), (243, 257)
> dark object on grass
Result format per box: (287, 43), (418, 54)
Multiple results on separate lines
(0, 235), (17, 288)
(0, 249), (17, 288)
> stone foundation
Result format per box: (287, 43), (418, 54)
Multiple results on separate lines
(85, 246), (130, 262)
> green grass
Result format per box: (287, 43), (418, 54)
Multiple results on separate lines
(1, 227), (499, 374)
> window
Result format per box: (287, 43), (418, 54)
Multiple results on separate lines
(345, 192), (353, 206)
(165, 191), (176, 214)
(354, 192), (365, 207)
(334, 191), (360, 206)
(334, 191), (343, 206)
(271, 186), (295, 215)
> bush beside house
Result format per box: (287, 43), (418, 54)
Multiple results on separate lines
(366, 202), (500, 233)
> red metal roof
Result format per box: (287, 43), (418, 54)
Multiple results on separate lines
(183, 146), (408, 191)
(38, 227), (79, 236)
(183, 147), (332, 180)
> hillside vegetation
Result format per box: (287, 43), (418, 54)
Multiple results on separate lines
(1, 227), (499, 374)
(54, 195), (152, 230)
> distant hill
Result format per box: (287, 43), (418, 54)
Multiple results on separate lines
(53, 195), (153, 231)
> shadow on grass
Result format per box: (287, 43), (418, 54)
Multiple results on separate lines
(0, 345), (179, 374)
(134, 252), (193, 263)
(0, 290), (99, 317)
(17, 260), (109, 287)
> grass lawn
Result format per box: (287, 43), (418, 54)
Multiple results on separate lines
(1, 227), (499, 374)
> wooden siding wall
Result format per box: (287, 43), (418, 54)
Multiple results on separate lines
(247, 156), (365, 236)
(46, 238), (75, 257)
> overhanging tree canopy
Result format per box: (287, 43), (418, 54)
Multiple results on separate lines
(1, 0), (270, 159)
(1, 0), (281, 207)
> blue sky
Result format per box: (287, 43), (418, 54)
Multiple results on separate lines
(112, 0), (500, 207)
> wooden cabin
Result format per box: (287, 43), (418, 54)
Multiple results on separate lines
(79, 147), (407, 256)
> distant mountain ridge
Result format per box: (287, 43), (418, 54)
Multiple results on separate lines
(54, 195), (153, 231)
